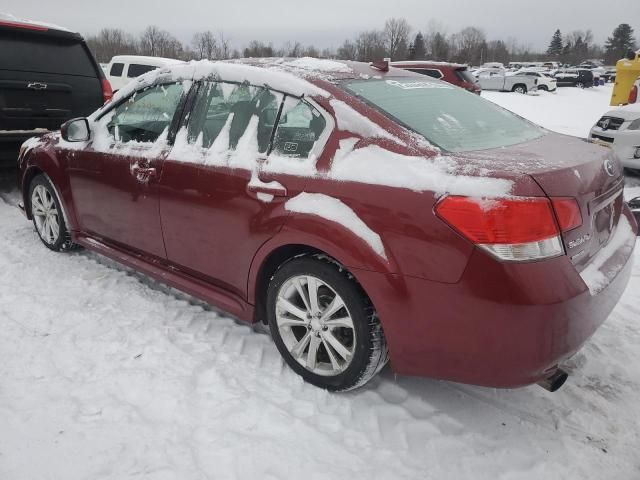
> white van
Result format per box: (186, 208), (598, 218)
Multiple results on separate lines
(106, 55), (184, 92)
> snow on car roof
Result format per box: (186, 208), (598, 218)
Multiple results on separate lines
(0, 12), (72, 33)
(109, 55), (185, 65)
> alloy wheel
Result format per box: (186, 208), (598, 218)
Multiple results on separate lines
(31, 184), (60, 245)
(275, 275), (356, 376)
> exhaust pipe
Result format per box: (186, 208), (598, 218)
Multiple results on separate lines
(537, 368), (568, 392)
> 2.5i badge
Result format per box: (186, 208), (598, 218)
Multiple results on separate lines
(568, 233), (591, 249)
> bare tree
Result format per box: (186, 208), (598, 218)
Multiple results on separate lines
(218, 31), (231, 59)
(139, 25), (183, 58)
(452, 26), (486, 65)
(355, 30), (386, 62)
(86, 28), (137, 63)
(384, 18), (411, 59)
(337, 40), (358, 60)
(192, 31), (218, 59)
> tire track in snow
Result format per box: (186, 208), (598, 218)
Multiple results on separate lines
(1, 191), (640, 479)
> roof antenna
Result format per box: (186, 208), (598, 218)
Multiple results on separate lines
(370, 58), (391, 72)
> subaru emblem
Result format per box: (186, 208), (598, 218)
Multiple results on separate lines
(603, 158), (616, 177)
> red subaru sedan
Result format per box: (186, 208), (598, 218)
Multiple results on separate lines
(18, 59), (637, 392)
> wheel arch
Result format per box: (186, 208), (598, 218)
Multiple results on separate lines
(248, 228), (394, 324)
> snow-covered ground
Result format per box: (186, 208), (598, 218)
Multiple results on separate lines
(1, 85), (640, 479)
(483, 83), (616, 138)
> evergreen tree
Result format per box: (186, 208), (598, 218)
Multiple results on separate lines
(412, 32), (426, 60)
(605, 24), (637, 64)
(546, 29), (563, 57)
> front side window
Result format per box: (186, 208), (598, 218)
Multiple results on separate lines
(110, 62), (124, 77)
(127, 64), (158, 78)
(186, 81), (281, 153)
(272, 98), (327, 159)
(107, 82), (184, 143)
(343, 77), (544, 152)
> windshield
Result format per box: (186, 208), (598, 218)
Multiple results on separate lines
(343, 78), (544, 152)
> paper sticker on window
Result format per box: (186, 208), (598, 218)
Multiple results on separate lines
(385, 80), (453, 90)
(283, 142), (298, 153)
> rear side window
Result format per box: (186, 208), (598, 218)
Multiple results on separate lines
(408, 68), (443, 79)
(127, 64), (157, 78)
(272, 98), (327, 158)
(107, 82), (184, 143)
(0, 32), (96, 76)
(110, 63), (124, 77)
(455, 69), (476, 83)
(186, 81), (281, 153)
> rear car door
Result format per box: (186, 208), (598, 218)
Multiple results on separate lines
(67, 81), (188, 259)
(158, 81), (328, 299)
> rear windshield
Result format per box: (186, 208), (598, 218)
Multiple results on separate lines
(343, 77), (544, 152)
(455, 69), (476, 84)
(127, 64), (157, 78)
(0, 32), (96, 77)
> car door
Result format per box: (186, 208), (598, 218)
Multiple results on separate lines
(158, 81), (329, 299)
(480, 72), (504, 91)
(67, 81), (188, 259)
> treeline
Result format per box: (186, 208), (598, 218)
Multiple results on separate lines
(85, 19), (637, 66)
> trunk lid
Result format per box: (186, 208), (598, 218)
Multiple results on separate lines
(455, 132), (625, 269)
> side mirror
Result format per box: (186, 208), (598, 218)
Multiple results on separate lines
(61, 117), (90, 142)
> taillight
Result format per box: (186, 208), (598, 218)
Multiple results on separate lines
(550, 198), (582, 232)
(435, 196), (572, 262)
(630, 85), (638, 104)
(101, 78), (113, 103)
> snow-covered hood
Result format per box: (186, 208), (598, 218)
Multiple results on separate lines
(605, 104), (640, 121)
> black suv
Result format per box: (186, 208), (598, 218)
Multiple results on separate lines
(553, 69), (594, 88)
(0, 18), (111, 166)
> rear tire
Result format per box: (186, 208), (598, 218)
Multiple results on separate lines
(512, 84), (527, 94)
(576, 82), (584, 89)
(267, 254), (388, 391)
(29, 175), (78, 252)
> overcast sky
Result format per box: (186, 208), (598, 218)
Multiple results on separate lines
(2, 0), (639, 51)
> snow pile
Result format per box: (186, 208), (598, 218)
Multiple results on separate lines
(579, 215), (636, 295)
(285, 192), (387, 259)
(330, 141), (513, 197)
(280, 57), (353, 74)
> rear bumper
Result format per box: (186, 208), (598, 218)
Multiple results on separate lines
(355, 209), (637, 388)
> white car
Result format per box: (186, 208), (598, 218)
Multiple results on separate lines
(589, 90), (640, 172)
(510, 71), (557, 92)
(106, 55), (183, 92)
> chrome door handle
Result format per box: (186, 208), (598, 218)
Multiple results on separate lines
(246, 183), (287, 197)
(131, 164), (157, 178)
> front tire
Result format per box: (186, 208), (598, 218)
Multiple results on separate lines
(29, 175), (78, 252)
(538, 85), (548, 92)
(267, 254), (388, 391)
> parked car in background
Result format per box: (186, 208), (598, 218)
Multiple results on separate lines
(18, 59), (636, 393)
(602, 68), (617, 83)
(391, 61), (481, 94)
(106, 55), (183, 92)
(590, 103), (640, 173)
(554, 69), (594, 88)
(477, 70), (537, 93)
(510, 70), (557, 91)
(0, 15), (111, 166)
